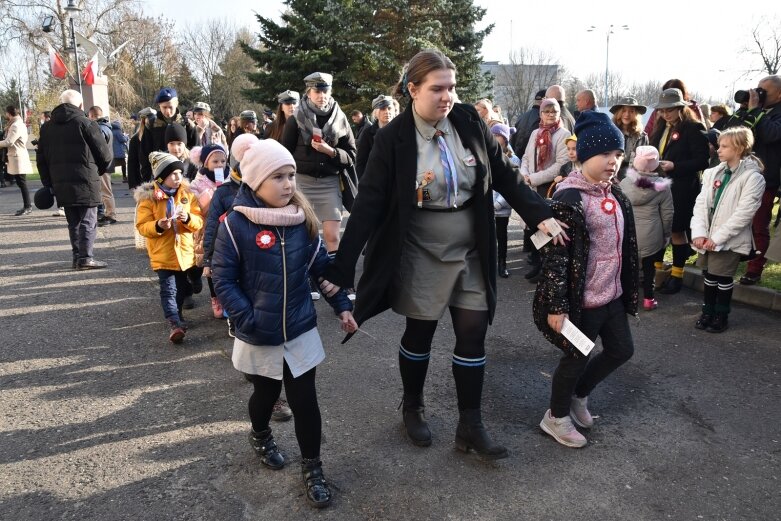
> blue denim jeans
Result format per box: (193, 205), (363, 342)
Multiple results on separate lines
(549, 298), (635, 418)
(156, 269), (189, 323)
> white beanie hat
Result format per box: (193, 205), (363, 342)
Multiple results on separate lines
(240, 140), (296, 191)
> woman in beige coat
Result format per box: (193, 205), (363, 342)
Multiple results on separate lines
(0, 106), (33, 214)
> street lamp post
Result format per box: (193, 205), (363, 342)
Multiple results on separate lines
(588, 24), (629, 108)
(64, 0), (83, 93)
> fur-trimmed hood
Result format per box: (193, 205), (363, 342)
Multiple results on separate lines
(133, 179), (191, 203)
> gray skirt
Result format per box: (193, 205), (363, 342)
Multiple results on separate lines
(696, 250), (742, 278)
(392, 207), (487, 320)
(296, 174), (343, 222)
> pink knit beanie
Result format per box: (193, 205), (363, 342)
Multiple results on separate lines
(230, 133), (259, 162)
(633, 145), (660, 173)
(240, 140), (296, 191)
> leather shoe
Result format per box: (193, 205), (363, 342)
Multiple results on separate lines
(739, 273), (761, 286)
(401, 394), (432, 446)
(77, 259), (107, 270)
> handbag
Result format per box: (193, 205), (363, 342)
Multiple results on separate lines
(340, 165), (359, 213)
(133, 205), (146, 250)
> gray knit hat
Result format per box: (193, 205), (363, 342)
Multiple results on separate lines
(149, 151), (185, 181)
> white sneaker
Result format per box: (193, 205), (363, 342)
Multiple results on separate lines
(347, 288), (356, 301)
(570, 395), (594, 428)
(540, 409), (587, 448)
(310, 291), (321, 301)
(53, 208), (65, 217)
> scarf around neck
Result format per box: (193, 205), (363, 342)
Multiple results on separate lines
(294, 96), (351, 146)
(233, 204), (306, 227)
(536, 119), (562, 168)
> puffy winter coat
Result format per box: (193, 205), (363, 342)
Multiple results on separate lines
(189, 171), (219, 266)
(619, 168), (674, 258)
(37, 103), (113, 207)
(134, 180), (203, 271)
(202, 176), (240, 268)
(691, 159), (766, 255)
(0, 116), (33, 174)
(211, 184), (352, 346)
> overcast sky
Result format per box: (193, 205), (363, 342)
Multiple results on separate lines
(147, 0), (778, 104)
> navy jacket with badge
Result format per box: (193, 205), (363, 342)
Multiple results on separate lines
(202, 177), (240, 268)
(211, 184), (352, 346)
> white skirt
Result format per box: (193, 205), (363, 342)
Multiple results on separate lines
(232, 327), (325, 380)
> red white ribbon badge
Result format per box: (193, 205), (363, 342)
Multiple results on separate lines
(601, 198), (616, 215)
(256, 230), (276, 249)
(671, 132), (680, 141)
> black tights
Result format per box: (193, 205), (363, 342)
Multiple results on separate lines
(398, 307), (489, 411)
(248, 363), (321, 459)
(496, 216), (509, 260)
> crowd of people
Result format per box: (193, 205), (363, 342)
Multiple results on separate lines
(15, 47), (781, 508)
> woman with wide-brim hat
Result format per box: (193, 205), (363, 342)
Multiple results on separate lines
(610, 96), (649, 180)
(649, 88), (709, 294)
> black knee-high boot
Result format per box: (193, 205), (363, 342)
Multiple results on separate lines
(696, 271), (718, 330)
(710, 275), (733, 333)
(452, 355), (507, 459)
(399, 344), (432, 446)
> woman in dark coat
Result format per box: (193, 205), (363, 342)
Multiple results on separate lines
(355, 95), (398, 179)
(649, 88), (709, 294)
(323, 50), (561, 459)
(281, 72), (356, 254)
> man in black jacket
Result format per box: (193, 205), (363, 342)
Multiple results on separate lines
(733, 75), (781, 285)
(511, 89), (545, 155)
(37, 90), (113, 270)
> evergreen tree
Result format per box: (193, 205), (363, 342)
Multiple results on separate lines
(242, 0), (492, 112)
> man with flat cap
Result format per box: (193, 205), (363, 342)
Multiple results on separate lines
(356, 94), (398, 179)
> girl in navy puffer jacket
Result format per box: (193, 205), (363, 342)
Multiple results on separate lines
(212, 139), (356, 509)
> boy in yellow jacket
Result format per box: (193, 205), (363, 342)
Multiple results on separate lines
(135, 151), (204, 343)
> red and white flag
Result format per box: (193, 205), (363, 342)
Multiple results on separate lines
(47, 42), (68, 79)
(82, 52), (99, 85)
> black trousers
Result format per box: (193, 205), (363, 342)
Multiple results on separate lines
(496, 216), (509, 260)
(549, 298), (634, 418)
(11, 175), (30, 208)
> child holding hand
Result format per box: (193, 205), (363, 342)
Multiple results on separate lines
(690, 127), (765, 333)
(534, 112), (639, 448)
(134, 152), (203, 343)
(211, 139), (356, 509)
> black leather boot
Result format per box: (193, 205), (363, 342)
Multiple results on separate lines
(301, 458), (332, 508)
(658, 276), (682, 294)
(454, 409), (508, 460)
(248, 428), (285, 469)
(498, 257), (509, 278)
(706, 313), (729, 333)
(401, 394), (432, 446)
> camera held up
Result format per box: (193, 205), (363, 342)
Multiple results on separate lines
(734, 87), (767, 106)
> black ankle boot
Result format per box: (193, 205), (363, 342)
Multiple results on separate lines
(498, 257), (509, 278)
(301, 458), (332, 508)
(695, 313), (713, 330)
(248, 428), (285, 469)
(401, 394), (431, 446)
(454, 409), (508, 460)
(706, 313), (729, 333)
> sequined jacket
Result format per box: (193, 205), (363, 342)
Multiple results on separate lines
(533, 186), (639, 356)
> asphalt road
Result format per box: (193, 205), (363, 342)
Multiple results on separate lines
(1, 181), (779, 521)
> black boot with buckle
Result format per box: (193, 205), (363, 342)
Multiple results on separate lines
(454, 409), (508, 460)
(248, 428), (285, 469)
(400, 394), (432, 446)
(301, 458), (332, 508)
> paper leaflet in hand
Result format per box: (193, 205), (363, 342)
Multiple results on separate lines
(530, 218), (564, 250)
(214, 167), (225, 184)
(561, 318), (595, 356)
